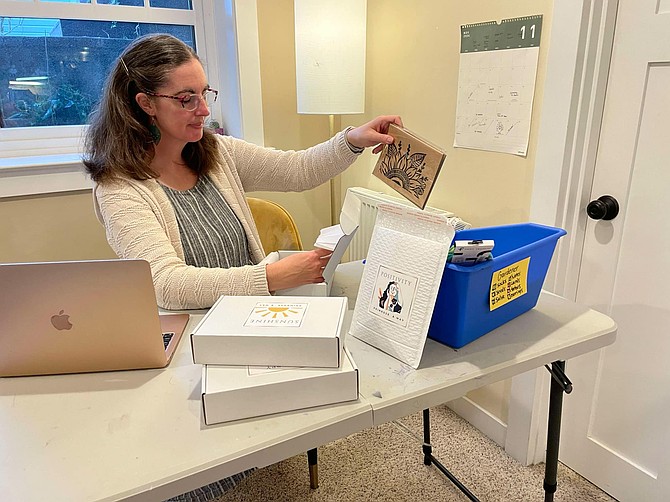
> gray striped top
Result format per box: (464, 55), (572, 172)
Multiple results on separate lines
(161, 175), (253, 269)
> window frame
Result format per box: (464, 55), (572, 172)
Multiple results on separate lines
(0, 0), (257, 198)
(1, 0), (209, 155)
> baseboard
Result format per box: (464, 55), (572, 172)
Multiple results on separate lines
(447, 397), (507, 448)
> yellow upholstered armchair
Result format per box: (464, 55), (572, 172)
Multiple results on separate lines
(247, 197), (303, 254)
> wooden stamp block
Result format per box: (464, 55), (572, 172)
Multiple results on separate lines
(372, 123), (446, 209)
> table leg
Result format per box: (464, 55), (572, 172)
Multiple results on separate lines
(422, 408), (480, 501)
(307, 448), (318, 489)
(544, 360), (571, 502)
(422, 408), (432, 465)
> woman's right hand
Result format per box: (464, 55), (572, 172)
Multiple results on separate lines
(265, 248), (333, 293)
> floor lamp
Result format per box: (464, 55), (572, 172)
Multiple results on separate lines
(294, 0), (367, 225)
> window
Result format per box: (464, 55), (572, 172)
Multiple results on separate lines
(0, 0), (216, 157)
(0, 0), (263, 199)
(1, 18), (195, 128)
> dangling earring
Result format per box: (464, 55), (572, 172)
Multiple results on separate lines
(149, 117), (161, 145)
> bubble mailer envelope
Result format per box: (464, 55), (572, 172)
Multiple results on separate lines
(349, 203), (455, 368)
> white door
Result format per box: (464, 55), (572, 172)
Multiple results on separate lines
(560, 1), (670, 500)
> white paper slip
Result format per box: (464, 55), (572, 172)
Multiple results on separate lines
(314, 224), (345, 251)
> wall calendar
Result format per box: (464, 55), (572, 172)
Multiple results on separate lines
(454, 15), (543, 156)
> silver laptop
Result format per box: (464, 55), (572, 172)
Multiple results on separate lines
(0, 259), (189, 377)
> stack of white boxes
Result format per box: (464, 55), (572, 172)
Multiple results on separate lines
(191, 295), (359, 425)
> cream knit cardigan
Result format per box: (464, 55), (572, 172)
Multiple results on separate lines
(93, 130), (358, 310)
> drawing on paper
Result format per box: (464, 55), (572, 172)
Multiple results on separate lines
(379, 281), (403, 313)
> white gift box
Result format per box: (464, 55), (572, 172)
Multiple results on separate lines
(191, 295), (347, 367)
(201, 348), (359, 425)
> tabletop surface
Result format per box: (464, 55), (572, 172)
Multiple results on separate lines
(348, 291), (617, 425)
(0, 315), (372, 502)
(0, 292), (616, 502)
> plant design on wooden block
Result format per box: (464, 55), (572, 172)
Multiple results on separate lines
(372, 124), (446, 209)
(376, 140), (429, 199)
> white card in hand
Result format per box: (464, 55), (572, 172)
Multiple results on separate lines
(314, 224), (345, 251)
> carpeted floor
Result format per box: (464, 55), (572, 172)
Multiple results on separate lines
(210, 404), (617, 502)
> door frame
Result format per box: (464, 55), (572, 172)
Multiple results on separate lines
(506, 0), (619, 465)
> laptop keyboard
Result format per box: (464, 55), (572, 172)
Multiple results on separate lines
(162, 332), (175, 350)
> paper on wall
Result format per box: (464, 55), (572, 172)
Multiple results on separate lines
(454, 16), (543, 156)
(349, 203), (455, 368)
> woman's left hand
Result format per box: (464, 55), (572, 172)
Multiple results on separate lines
(346, 115), (404, 154)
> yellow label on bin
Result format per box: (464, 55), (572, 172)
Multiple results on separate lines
(489, 257), (530, 311)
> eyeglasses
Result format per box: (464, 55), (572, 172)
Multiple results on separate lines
(144, 88), (218, 111)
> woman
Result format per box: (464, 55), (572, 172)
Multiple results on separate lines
(379, 281), (402, 313)
(84, 33), (402, 310)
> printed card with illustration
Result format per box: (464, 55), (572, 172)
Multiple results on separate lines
(349, 203), (455, 368)
(368, 265), (418, 328)
(372, 123), (447, 209)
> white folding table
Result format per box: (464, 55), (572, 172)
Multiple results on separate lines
(0, 291), (615, 501)
(346, 291), (616, 501)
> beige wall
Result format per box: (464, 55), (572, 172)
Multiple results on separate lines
(356, 1), (553, 419)
(250, 0), (334, 247)
(0, 191), (115, 263)
(255, 0), (552, 234)
(342, 1), (553, 228)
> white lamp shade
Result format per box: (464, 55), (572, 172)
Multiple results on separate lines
(294, 0), (367, 115)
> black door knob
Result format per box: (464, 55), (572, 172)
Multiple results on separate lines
(587, 195), (619, 221)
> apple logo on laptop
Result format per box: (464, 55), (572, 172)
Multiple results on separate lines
(51, 310), (73, 330)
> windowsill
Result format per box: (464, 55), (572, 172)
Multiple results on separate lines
(0, 154), (93, 199)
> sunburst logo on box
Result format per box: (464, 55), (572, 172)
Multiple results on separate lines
(244, 302), (308, 327)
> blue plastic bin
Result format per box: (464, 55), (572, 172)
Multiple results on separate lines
(427, 223), (566, 348)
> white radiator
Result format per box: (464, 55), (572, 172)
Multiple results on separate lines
(346, 187), (471, 262)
